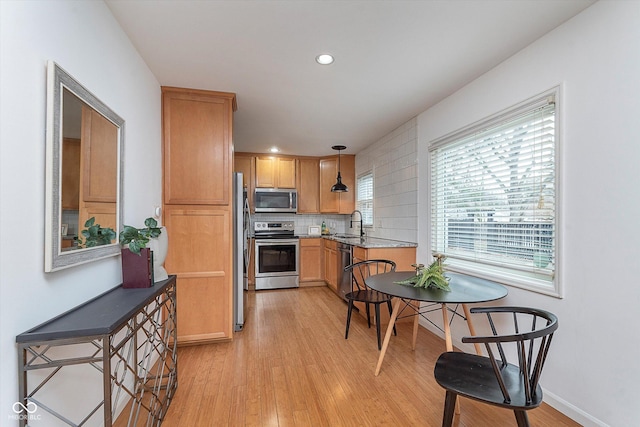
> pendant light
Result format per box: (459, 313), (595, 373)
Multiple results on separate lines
(330, 145), (348, 192)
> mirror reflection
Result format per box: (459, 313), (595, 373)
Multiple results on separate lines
(61, 89), (118, 251)
(45, 61), (124, 272)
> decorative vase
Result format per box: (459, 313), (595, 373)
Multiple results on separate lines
(148, 226), (168, 282)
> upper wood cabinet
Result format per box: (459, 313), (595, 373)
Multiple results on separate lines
(297, 158), (320, 214)
(255, 156), (296, 188)
(234, 153), (254, 211)
(319, 155), (355, 214)
(162, 87), (237, 205)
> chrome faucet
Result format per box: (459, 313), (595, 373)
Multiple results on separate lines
(350, 210), (365, 237)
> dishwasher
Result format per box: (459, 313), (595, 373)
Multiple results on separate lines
(337, 242), (353, 301)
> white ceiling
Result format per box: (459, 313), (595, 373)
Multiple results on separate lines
(105, 0), (595, 157)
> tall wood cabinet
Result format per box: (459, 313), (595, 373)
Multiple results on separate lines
(162, 86), (237, 344)
(78, 106), (118, 233)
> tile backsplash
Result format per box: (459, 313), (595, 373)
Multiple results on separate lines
(251, 213), (349, 236)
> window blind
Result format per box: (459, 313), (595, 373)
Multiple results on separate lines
(430, 92), (557, 288)
(357, 173), (374, 226)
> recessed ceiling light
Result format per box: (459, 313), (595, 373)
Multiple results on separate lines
(315, 54), (334, 65)
(269, 147), (280, 153)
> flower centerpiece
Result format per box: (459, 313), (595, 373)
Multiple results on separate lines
(394, 254), (451, 291)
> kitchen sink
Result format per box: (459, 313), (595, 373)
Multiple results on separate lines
(333, 234), (360, 239)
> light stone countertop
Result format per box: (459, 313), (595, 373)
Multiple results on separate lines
(297, 234), (417, 249)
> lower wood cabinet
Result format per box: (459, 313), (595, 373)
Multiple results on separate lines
(300, 238), (324, 285)
(323, 239), (338, 292)
(163, 206), (232, 344)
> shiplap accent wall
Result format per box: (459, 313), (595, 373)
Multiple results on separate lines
(355, 117), (418, 243)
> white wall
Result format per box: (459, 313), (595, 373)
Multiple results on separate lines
(417, 2), (640, 426)
(0, 1), (161, 425)
(356, 118), (418, 242)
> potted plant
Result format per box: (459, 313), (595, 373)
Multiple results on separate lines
(78, 217), (116, 248)
(394, 254), (451, 291)
(119, 217), (162, 254)
(119, 217), (168, 288)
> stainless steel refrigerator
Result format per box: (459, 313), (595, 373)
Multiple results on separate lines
(233, 172), (250, 331)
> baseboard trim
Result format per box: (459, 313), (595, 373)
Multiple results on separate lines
(542, 388), (609, 427)
(417, 319), (608, 427)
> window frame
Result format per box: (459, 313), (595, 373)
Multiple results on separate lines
(428, 87), (562, 298)
(356, 172), (374, 227)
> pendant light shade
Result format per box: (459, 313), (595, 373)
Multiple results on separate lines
(330, 145), (348, 192)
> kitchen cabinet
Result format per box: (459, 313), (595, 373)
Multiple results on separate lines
(323, 239), (338, 292)
(78, 106), (118, 232)
(300, 238), (324, 285)
(61, 138), (80, 210)
(297, 158), (320, 213)
(163, 87), (236, 205)
(319, 155), (355, 214)
(352, 245), (417, 325)
(163, 206), (233, 344)
(162, 86), (237, 344)
(255, 156), (296, 188)
(234, 153), (254, 211)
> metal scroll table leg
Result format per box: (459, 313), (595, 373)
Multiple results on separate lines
(374, 297), (403, 376)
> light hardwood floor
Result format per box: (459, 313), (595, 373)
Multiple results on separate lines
(160, 286), (579, 426)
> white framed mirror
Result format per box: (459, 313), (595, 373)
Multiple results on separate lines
(44, 61), (124, 272)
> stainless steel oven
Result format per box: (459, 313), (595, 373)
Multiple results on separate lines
(254, 221), (299, 290)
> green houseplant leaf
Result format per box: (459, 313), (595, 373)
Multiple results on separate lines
(119, 217), (162, 255)
(78, 217), (116, 248)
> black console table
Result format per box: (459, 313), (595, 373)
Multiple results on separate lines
(16, 275), (177, 427)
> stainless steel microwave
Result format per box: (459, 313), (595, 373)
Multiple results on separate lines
(254, 188), (298, 213)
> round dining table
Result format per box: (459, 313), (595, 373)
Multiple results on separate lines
(365, 271), (508, 376)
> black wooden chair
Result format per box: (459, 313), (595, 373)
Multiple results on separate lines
(344, 259), (396, 350)
(433, 306), (558, 427)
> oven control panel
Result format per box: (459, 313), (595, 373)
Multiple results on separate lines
(254, 221), (295, 233)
